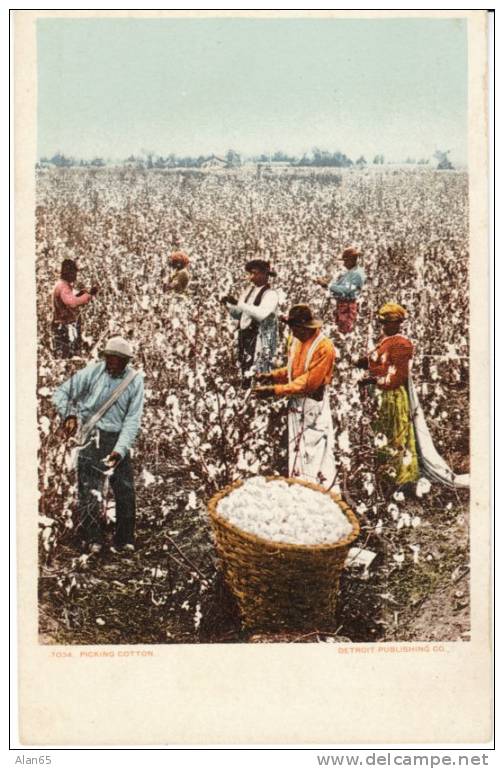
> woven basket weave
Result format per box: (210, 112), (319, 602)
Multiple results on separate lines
(208, 476), (360, 632)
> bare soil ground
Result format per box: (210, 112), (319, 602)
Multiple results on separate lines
(39, 486), (470, 645)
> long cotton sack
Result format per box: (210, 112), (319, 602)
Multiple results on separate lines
(408, 376), (469, 489)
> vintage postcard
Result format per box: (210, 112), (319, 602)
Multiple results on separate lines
(14, 10), (491, 745)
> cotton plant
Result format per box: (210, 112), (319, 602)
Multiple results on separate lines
(35, 165), (469, 640)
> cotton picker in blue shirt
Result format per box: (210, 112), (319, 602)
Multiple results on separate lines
(52, 336), (144, 555)
(315, 247), (366, 334)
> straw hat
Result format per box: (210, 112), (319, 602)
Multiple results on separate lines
(377, 303), (408, 322)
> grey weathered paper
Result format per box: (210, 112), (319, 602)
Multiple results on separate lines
(15, 10), (491, 745)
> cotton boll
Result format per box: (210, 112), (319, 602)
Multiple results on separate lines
(393, 552), (405, 566)
(217, 477), (352, 545)
(397, 513), (411, 530)
(387, 503), (399, 520)
(415, 477), (432, 498)
(374, 433), (388, 448)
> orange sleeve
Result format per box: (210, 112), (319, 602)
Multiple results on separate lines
(274, 343), (335, 397)
(269, 366), (288, 383)
(368, 354), (388, 380)
(370, 338), (413, 390)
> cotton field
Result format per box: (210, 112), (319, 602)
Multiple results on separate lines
(36, 164), (470, 644)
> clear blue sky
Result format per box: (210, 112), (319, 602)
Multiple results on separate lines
(37, 17), (467, 163)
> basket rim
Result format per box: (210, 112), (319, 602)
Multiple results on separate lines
(207, 475), (360, 553)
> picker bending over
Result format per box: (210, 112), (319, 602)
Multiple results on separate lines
(254, 304), (337, 490)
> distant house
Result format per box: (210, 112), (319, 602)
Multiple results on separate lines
(201, 155), (227, 169)
(123, 156), (146, 169)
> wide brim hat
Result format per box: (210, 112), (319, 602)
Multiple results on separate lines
(101, 336), (134, 359)
(286, 304), (323, 329)
(245, 258), (277, 278)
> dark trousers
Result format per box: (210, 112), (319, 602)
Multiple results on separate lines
(52, 319), (82, 359)
(77, 430), (136, 547)
(238, 325), (258, 388)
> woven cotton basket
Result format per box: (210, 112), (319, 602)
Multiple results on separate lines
(208, 476), (360, 632)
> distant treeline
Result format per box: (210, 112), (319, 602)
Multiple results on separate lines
(37, 148), (454, 170)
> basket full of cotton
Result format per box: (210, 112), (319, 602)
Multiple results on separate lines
(208, 476), (360, 631)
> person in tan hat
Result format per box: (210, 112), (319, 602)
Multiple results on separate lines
(254, 304), (338, 490)
(52, 336), (144, 555)
(315, 247), (365, 334)
(356, 303), (419, 489)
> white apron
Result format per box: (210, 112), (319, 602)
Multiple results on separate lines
(164, 292), (190, 328)
(287, 334), (338, 491)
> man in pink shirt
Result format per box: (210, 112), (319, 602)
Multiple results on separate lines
(52, 259), (98, 358)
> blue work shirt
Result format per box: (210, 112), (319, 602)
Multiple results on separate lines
(328, 267), (366, 301)
(52, 361), (144, 458)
